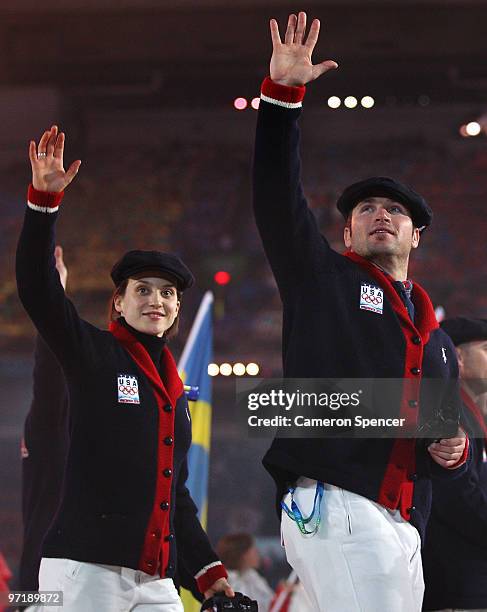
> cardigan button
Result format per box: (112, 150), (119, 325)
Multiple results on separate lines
(410, 367), (421, 375)
(163, 468), (172, 478)
(160, 501), (169, 511)
(408, 400), (418, 408)
(164, 436), (173, 446)
(165, 533), (175, 542)
(412, 336), (421, 345)
(151, 529), (161, 539)
(163, 404), (172, 413)
(166, 563), (175, 572)
(408, 473), (418, 482)
(407, 506), (416, 513)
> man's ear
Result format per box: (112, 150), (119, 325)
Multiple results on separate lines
(456, 346), (465, 374)
(411, 227), (421, 249)
(344, 226), (352, 249)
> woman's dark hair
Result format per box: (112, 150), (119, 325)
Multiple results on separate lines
(108, 278), (181, 340)
(216, 533), (254, 571)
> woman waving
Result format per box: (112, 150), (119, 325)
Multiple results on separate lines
(16, 126), (232, 611)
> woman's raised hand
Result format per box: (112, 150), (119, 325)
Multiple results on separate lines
(29, 125), (81, 193)
(269, 11), (338, 87)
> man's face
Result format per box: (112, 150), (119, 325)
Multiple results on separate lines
(343, 197), (420, 260)
(457, 339), (487, 395)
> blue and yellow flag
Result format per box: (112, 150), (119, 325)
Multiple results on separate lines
(178, 291), (214, 611)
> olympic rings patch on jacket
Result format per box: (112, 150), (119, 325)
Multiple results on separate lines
(117, 374), (140, 404)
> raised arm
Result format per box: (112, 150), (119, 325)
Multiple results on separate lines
(16, 126), (88, 371)
(253, 12), (338, 299)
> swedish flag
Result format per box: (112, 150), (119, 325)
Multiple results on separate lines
(178, 291), (214, 611)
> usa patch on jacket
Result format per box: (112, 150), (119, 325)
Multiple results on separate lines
(117, 374), (140, 404)
(360, 283), (384, 315)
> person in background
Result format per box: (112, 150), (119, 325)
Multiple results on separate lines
(217, 534), (274, 611)
(423, 317), (487, 612)
(18, 246), (69, 597)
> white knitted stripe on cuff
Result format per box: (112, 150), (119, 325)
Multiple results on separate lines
(260, 93), (303, 109)
(27, 201), (59, 214)
(194, 561), (223, 580)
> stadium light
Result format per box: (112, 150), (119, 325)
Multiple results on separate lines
(246, 363), (260, 376)
(214, 271), (231, 285)
(327, 96), (341, 109)
(234, 97), (248, 110)
(361, 96), (375, 109)
(466, 121), (481, 136)
(344, 96), (358, 109)
(208, 363), (219, 377)
(219, 363), (233, 376)
(233, 363), (246, 376)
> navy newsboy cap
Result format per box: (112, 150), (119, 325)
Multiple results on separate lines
(441, 317), (487, 346)
(111, 250), (195, 290)
(336, 177), (433, 230)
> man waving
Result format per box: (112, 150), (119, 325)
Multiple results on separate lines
(253, 12), (468, 612)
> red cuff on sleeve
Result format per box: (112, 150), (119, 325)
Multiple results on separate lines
(195, 562), (228, 594)
(448, 432), (469, 469)
(27, 184), (64, 210)
(260, 76), (306, 107)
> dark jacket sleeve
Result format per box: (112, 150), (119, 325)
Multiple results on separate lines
(430, 439), (487, 549)
(252, 79), (336, 301)
(427, 341), (470, 480)
(16, 190), (97, 374)
(173, 457), (226, 592)
(173, 553), (204, 602)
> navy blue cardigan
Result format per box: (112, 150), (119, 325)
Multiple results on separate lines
(16, 186), (226, 593)
(253, 77), (468, 542)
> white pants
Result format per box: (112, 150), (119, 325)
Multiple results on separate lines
(281, 478), (424, 612)
(30, 557), (184, 611)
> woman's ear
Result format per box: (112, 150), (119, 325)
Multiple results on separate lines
(114, 294), (124, 314)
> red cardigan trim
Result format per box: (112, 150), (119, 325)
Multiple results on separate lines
(261, 77), (306, 106)
(109, 320), (184, 576)
(27, 184), (64, 209)
(344, 252), (440, 519)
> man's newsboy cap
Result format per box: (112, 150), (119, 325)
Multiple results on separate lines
(336, 177), (433, 230)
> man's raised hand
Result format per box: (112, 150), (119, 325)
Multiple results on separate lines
(269, 12), (338, 87)
(29, 125), (81, 193)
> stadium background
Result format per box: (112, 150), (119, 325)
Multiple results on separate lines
(1, 0), (486, 587)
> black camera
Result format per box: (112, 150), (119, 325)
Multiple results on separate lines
(200, 591), (258, 611)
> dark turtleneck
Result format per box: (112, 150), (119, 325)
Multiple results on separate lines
(118, 317), (167, 370)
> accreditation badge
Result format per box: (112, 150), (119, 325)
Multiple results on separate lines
(117, 374), (140, 404)
(360, 282), (384, 315)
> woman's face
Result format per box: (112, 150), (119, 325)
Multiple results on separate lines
(114, 276), (180, 337)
